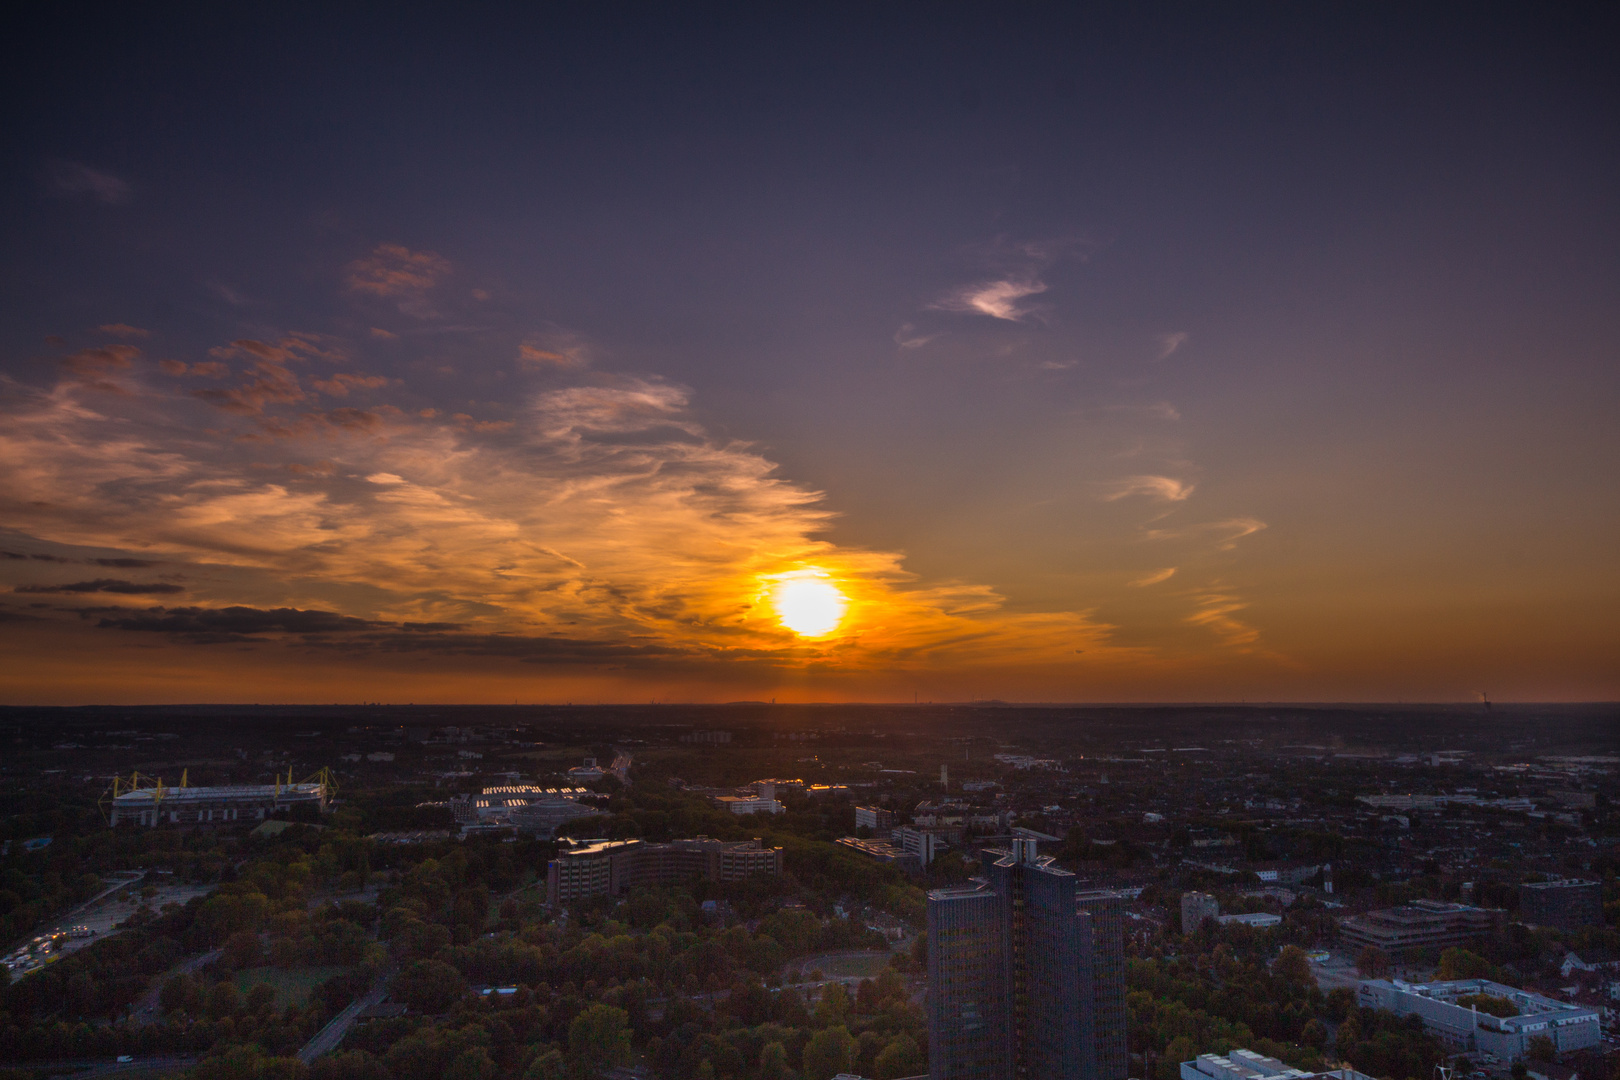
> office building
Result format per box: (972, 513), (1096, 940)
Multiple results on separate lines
(837, 836), (922, 875)
(1182, 1048), (1376, 1080)
(1357, 979), (1600, 1059)
(1518, 879), (1603, 932)
(1182, 891), (1220, 934)
(855, 805), (895, 832)
(927, 840), (1122, 1080)
(546, 835), (783, 904)
(1337, 900), (1503, 958)
(1218, 913), (1282, 928)
(714, 783), (784, 815)
(1077, 888), (1129, 1080)
(894, 825), (948, 866)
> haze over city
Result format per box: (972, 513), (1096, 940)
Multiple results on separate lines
(2, 6), (1617, 704)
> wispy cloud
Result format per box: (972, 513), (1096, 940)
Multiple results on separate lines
(1129, 567), (1177, 587)
(16, 579), (183, 595)
(1185, 589), (1262, 648)
(894, 324), (937, 349)
(932, 277), (1048, 321)
(518, 329), (591, 368)
(1144, 517), (1267, 550)
(1156, 331), (1190, 359)
(98, 324), (151, 339)
(42, 160), (132, 204)
(345, 244), (452, 317)
(1100, 475), (1196, 502)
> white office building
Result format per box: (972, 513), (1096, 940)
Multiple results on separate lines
(1356, 979), (1601, 1059)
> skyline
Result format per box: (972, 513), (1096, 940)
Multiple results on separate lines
(1, 7), (1617, 704)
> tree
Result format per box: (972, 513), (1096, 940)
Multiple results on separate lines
(310, 1051), (390, 1080)
(567, 1003), (632, 1078)
(814, 982), (851, 1027)
(522, 1049), (566, 1080)
(392, 959), (468, 1014)
(208, 981), (241, 1020)
(445, 1048), (497, 1080)
(160, 974), (191, 1014)
(224, 930), (263, 969)
(1355, 946), (1389, 978)
(246, 983), (278, 1014)
(1527, 1036), (1555, 1063)
(803, 1025), (856, 1080)
(874, 1034), (924, 1080)
(1438, 948), (1494, 981)
(1273, 946), (1314, 988)
(759, 1042), (795, 1080)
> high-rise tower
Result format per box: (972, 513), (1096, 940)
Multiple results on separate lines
(928, 840), (1123, 1080)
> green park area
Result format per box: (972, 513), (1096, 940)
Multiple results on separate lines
(233, 965), (352, 1010)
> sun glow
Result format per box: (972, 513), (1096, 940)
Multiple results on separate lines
(771, 572), (848, 637)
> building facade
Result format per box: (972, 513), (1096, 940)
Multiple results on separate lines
(1077, 888), (1129, 1080)
(1356, 979), (1601, 1059)
(854, 805), (895, 832)
(928, 840), (1121, 1080)
(1181, 1048), (1376, 1080)
(109, 781), (327, 827)
(546, 836), (784, 904)
(1337, 900), (1503, 958)
(1518, 879), (1603, 932)
(1181, 891), (1220, 934)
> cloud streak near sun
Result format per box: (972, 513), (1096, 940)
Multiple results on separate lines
(0, 332), (1138, 680)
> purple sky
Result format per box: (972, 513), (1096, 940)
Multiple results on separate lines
(1, 7), (1617, 703)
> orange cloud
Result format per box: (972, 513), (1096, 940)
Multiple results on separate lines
(98, 323), (151, 338)
(345, 244), (451, 316)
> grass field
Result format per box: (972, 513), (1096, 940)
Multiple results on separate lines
(809, 953), (889, 978)
(233, 965), (351, 1009)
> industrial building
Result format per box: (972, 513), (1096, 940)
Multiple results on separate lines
(108, 777), (327, 827)
(1181, 1048), (1376, 1080)
(1356, 979), (1601, 1059)
(926, 840), (1125, 1080)
(1337, 899), (1503, 958)
(545, 836), (784, 904)
(1518, 879), (1603, 932)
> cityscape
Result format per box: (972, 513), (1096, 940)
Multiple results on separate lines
(2, 6), (1618, 1080)
(0, 704), (1615, 1080)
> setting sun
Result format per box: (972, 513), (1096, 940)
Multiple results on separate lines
(771, 572), (848, 637)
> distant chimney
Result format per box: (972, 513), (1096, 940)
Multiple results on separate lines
(941, 764), (949, 789)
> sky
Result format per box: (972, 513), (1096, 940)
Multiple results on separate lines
(1, 5), (1617, 705)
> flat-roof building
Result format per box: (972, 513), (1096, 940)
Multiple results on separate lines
(926, 840), (1124, 1080)
(1181, 1048), (1375, 1080)
(1356, 979), (1601, 1059)
(1338, 900), (1503, 958)
(546, 836), (783, 905)
(1518, 879), (1603, 933)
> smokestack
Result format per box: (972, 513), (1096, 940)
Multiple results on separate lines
(941, 764), (948, 790)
